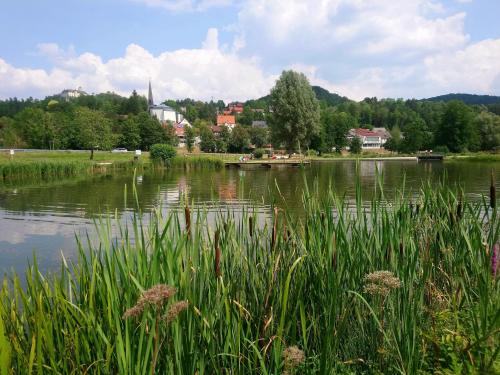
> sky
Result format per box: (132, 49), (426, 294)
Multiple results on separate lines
(1, 0), (500, 102)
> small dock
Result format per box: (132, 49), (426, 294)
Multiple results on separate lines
(417, 154), (444, 161)
(225, 160), (311, 168)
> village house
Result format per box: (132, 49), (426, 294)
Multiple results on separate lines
(223, 102), (244, 115)
(216, 114), (236, 130)
(252, 120), (267, 128)
(348, 128), (390, 149)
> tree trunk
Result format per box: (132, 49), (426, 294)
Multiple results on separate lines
(90, 148), (94, 160)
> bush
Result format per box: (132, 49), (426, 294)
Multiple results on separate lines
(150, 144), (177, 163)
(433, 145), (450, 154)
(350, 137), (362, 154)
(253, 148), (264, 159)
(306, 149), (318, 157)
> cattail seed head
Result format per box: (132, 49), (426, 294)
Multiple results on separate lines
(282, 346), (305, 370)
(123, 284), (177, 319)
(185, 206), (191, 237)
(363, 271), (401, 297)
(164, 301), (189, 324)
(249, 216), (254, 237)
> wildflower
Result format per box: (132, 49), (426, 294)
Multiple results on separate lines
(164, 301), (189, 323)
(492, 243), (499, 278)
(123, 284), (177, 319)
(282, 346), (305, 371)
(363, 271), (401, 297)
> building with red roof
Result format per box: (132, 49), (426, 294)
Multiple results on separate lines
(348, 128), (390, 149)
(216, 115), (236, 129)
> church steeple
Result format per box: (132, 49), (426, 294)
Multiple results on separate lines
(148, 80), (154, 106)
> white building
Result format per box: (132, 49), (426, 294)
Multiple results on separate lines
(59, 87), (86, 100)
(348, 128), (390, 149)
(148, 81), (184, 123)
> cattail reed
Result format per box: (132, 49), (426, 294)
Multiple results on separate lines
(457, 193), (463, 219)
(185, 205), (191, 237)
(214, 229), (221, 278)
(249, 216), (254, 237)
(271, 207), (278, 249)
(491, 170), (496, 209)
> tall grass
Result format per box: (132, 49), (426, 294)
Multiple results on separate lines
(0, 160), (148, 182)
(169, 155), (225, 170)
(0, 177), (499, 374)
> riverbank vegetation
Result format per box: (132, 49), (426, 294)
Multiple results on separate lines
(2, 71), (500, 158)
(0, 151), (224, 181)
(1, 177), (498, 374)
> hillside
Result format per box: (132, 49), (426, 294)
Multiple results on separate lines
(424, 93), (500, 105)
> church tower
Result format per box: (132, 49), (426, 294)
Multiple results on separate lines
(148, 80), (154, 107)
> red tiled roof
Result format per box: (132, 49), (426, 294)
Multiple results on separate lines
(351, 128), (380, 137)
(217, 115), (236, 125)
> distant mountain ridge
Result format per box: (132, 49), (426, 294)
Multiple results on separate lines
(423, 93), (500, 105)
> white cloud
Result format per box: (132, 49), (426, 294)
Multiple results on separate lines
(0, 29), (276, 102)
(130, 0), (233, 12)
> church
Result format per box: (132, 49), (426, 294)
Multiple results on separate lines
(147, 81), (184, 124)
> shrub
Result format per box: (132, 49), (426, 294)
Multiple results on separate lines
(150, 144), (177, 163)
(306, 149), (318, 157)
(253, 148), (264, 159)
(350, 137), (362, 154)
(433, 145), (450, 154)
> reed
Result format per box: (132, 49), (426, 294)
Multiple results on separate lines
(0, 178), (499, 374)
(169, 155), (225, 170)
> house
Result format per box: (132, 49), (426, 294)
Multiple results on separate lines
(148, 81), (184, 124)
(59, 87), (86, 100)
(348, 128), (390, 149)
(211, 125), (224, 136)
(172, 119), (193, 148)
(224, 102), (244, 115)
(252, 120), (267, 128)
(216, 115), (236, 130)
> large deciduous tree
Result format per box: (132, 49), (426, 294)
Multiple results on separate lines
(322, 109), (354, 153)
(436, 101), (479, 153)
(269, 70), (320, 153)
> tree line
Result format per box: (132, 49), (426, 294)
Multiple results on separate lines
(1, 72), (499, 154)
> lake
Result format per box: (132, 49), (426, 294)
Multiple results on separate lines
(1, 159), (499, 276)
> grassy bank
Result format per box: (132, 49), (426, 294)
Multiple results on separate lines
(1, 178), (499, 374)
(0, 151), (227, 182)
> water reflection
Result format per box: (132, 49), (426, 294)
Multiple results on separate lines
(0, 160), (499, 275)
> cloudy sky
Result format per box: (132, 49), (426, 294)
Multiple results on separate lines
(1, 0), (499, 102)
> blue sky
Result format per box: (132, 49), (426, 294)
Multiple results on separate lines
(1, 0), (499, 101)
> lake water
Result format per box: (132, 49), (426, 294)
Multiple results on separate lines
(1, 159), (499, 276)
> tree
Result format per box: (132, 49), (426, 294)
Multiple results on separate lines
(150, 144), (177, 163)
(269, 70), (320, 153)
(137, 112), (166, 150)
(475, 111), (500, 150)
(14, 108), (57, 149)
(119, 117), (141, 150)
(216, 126), (230, 153)
(121, 90), (147, 115)
(199, 126), (216, 152)
(249, 127), (268, 148)
(350, 136), (362, 154)
(399, 118), (430, 153)
(72, 107), (116, 158)
(322, 109), (353, 153)
(228, 125), (250, 152)
(436, 101), (479, 153)
(185, 126), (196, 153)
